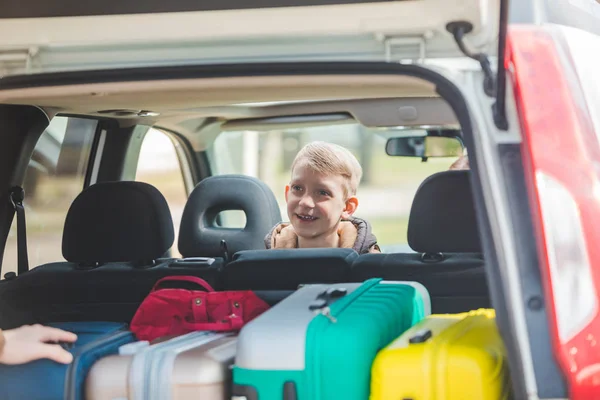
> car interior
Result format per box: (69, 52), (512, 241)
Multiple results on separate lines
(0, 67), (491, 332)
(0, 0), (587, 394)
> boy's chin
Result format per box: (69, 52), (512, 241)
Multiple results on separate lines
(291, 221), (341, 240)
(290, 222), (321, 238)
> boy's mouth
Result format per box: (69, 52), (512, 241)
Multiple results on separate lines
(296, 214), (318, 222)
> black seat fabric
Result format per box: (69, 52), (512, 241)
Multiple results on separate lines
(178, 175), (282, 258)
(351, 253), (489, 313)
(224, 248), (357, 290)
(407, 170), (481, 254)
(62, 181), (174, 264)
(0, 259), (224, 327)
(0, 182), (223, 328)
(351, 170), (490, 313)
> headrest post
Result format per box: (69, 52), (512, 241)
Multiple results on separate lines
(221, 240), (230, 263)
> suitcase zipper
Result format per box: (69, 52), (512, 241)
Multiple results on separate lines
(311, 279), (381, 322)
(65, 329), (133, 400)
(314, 306), (337, 323)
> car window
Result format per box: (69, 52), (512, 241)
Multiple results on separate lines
(207, 124), (459, 251)
(3, 116), (97, 274)
(135, 128), (188, 257)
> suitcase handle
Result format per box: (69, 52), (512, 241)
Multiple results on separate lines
(409, 329), (433, 344)
(151, 276), (215, 293)
(309, 287), (348, 311)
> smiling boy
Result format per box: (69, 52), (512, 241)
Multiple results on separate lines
(265, 141), (380, 254)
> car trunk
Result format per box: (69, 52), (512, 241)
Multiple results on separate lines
(0, 1), (574, 398)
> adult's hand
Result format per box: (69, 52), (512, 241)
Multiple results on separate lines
(0, 324), (77, 365)
(449, 155), (470, 171)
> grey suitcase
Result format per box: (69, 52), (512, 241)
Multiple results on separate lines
(86, 331), (236, 400)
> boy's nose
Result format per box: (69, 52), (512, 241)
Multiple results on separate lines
(299, 194), (315, 208)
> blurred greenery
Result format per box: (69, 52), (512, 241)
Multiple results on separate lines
(368, 154), (454, 187)
(369, 216), (410, 246)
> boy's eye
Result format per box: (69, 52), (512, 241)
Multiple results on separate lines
(318, 190), (331, 196)
(291, 185), (302, 192)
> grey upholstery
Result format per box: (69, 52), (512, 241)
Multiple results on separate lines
(178, 175), (282, 258)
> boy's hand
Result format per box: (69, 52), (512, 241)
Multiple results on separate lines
(0, 324), (78, 365)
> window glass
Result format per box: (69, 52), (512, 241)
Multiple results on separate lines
(135, 128), (188, 257)
(208, 124), (461, 252)
(3, 116), (97, 274)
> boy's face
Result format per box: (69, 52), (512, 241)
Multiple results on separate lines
(285, 162), (358, 241)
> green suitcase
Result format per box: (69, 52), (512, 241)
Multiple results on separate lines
(232, 278), (430, 400)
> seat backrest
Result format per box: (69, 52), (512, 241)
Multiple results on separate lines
(224, 248), (358, 291)
(351, 252), (488, 313)
(351, 170), (490, 313)
(407, 169), (481, 254)
(0, 181), (224, 327)
(178, 175), (282, 258)
(62, 181), (174, 265)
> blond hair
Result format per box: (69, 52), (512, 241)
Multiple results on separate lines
(291, 141), (363, 197)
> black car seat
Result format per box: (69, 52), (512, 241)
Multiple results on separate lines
(0, 181), (217, 327)
(351, 170), (490, 313)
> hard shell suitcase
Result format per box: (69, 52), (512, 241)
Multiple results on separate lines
(232, 278), (430, 400)
(85, 331), (237, 400)
(370, 308), (512, 400)
(0, 321), (134, 400)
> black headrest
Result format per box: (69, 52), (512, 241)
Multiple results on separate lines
(62, 181), (174, 264)
(178, 175), (282, 258)
(407, 170), (481, 253)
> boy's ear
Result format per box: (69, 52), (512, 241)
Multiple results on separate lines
(342, 196), (359, 219)
(285, 185), (290, 202)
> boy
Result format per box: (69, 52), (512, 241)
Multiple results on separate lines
(265, 141), (380, 254)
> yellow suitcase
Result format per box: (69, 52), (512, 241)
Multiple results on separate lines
(370, 309), (511, 400)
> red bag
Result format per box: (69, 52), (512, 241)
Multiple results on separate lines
(130, 276), (270, 341)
